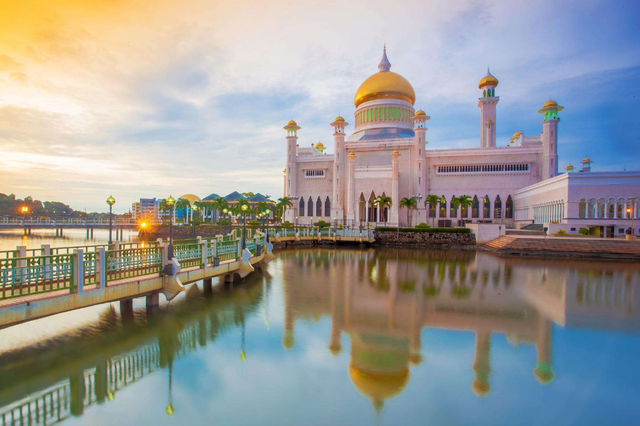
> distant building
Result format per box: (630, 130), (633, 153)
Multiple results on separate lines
(131, 198), (159, 221)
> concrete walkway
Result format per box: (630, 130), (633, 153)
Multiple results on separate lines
(483, 236), (640, 260)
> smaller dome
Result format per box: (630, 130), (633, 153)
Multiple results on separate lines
(414, 110), (426, 116)
(179, 194), (201, 205)
(583, 157), (591, 162)
(566, 164), (574, 169)
(478, 68), (499, 89)
(391, 149), (399, 154)
(334, 116), (345, 122)
(316, 142), (324, 147)
(472, 379), (491, 397)
(513, 131), (523, 138)
(543, 100), (558, 108)
(286, 119), (298, 126)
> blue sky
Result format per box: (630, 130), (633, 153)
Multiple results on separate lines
(0, 0), (639, 212)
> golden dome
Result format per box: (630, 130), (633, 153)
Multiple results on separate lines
(355, 71), (415, 108)
(583, 157), (591, 162)
(316, 142), (324, 147)
(414, 110), (426, 116)
(178, 194), (200, 205)
(566, 164), (573, 169)
(286, 119), (298, 126)
(478, 68), (499, 89)
(512, 131), (523, 138)
(334, 116), (345, 122)
(543, 100), (558, 108)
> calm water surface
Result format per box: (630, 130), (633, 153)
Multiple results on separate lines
(1, 233), (639, 425)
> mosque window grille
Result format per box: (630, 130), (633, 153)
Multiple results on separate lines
(304, 169), (326, 179)
(436, 163), (530, 174)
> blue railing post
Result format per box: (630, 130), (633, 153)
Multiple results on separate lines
(98, 248), (106, 288)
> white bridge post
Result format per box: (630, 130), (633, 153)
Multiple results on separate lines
(73, 249), (84, 294)
(97, 248), (106, 289)
(42, 245), (52, 281)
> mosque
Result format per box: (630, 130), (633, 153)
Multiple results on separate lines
(283, 48), (640, 236)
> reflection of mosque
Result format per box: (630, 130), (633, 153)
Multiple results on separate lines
(0, 276), (268, 426)
(281, 249), (640, 411)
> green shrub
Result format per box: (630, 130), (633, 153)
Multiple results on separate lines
(375, 227), (471, 234)
(282, 221), (293, 228)
(579, 228), (589, 235)
(247, 220), (261, 228)
(555, 229), (567, 236)
(314, 220), (331, 229)
(416, 222), (429, 228)
(216, 219), (230, 226)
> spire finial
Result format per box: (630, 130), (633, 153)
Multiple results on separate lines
(378, 45), (391, 72)
(486, 67), (492, 77)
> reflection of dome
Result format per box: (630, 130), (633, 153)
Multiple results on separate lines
(329, 342), (342, 356)
(472, 379), (491, 397)
(534, 363), (555, 384)
(349, 364), (409, 412)
(282, 331), (294, 350)
(179, 194), (200, 204)
(409, 353), (423, 366)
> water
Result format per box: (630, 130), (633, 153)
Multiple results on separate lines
(1, 242), (639, 425)
(0, 228), (140, 252)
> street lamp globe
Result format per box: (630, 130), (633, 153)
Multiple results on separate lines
(241, 204), (249, 212)
(166, 196), (175, 207)
(106, 196), (116, 206)
(223, 208), (228, 214)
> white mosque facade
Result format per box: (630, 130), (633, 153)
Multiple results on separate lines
(283, 48), (640, 236)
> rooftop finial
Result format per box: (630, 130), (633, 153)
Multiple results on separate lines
(486, 67), (493, 77)
(378, 44), (391, 72)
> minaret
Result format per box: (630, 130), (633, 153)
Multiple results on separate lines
(412, 110), (430, 225)
(538, 100), (563, 180)
(390, 150), (400, 225)
(478, 68), (499, 148)
(331, 116), (348, 222)
(283, 120), (300, 222)
(347, 152), (356, 225)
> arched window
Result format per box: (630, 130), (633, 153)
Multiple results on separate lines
(450, 195), (457, 218)
(472, 196), (479, 218)
(483, 89), (486, 97)
(494, 195), (502, 219)
(578, 198), (586, 218)
(505, 195), (513, 219)
(483, 196), (491, 219)
(316, 197), (322, 216)
(299, 197), (305, 217)
(307, 197), (313, 217)
(440, 196), (447, 218)
(325, 196), (331, 217)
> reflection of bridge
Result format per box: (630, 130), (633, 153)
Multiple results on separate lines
(0, 275), (266, 426)
(0, 217), (157, 230)
(279, 248), (640, 410)
(0, 230), (274, 328)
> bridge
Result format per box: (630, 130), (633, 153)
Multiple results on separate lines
(0, 217), (160, 237)
(0, 229), (274, 329)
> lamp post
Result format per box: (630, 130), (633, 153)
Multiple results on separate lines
(241, 204), (249, 249)
(223, 208), (229, 235)
(106, 196), (116, 245)
(166, 196), (175, 259)
(191, 204), (198, 239)
(627, 202), (635, 239)
(264, 209), (270, 242)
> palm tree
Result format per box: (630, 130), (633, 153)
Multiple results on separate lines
(175, 198), (190, 224)
(193, 201), (206, 222)
(373, 196), (392, 224)
(211, 197), (228, 223)
(454, 195), (473, 227)
(424, 194), (440, 227)
(399, 197), (417, 227)
(277, 197), (293, 223)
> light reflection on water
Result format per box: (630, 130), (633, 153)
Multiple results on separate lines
(0, 247), (639, 426)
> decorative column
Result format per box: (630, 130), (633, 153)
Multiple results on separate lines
(331, 117), (348, 221)
(390, 150), (400, 226)
(283, 120), (301, 222)
(538, 101), (563, 180)
(347, 152), (356, 225)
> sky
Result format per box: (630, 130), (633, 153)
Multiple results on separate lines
(0, 0), (639, 213)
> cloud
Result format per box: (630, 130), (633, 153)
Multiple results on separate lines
(0, 0), (639, 210)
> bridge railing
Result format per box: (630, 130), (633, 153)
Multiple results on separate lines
(105, 247), (163, 282)
(173, 243), (203, 268)
(0, 253), (75, 300)
(216, 239), (240, 262)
